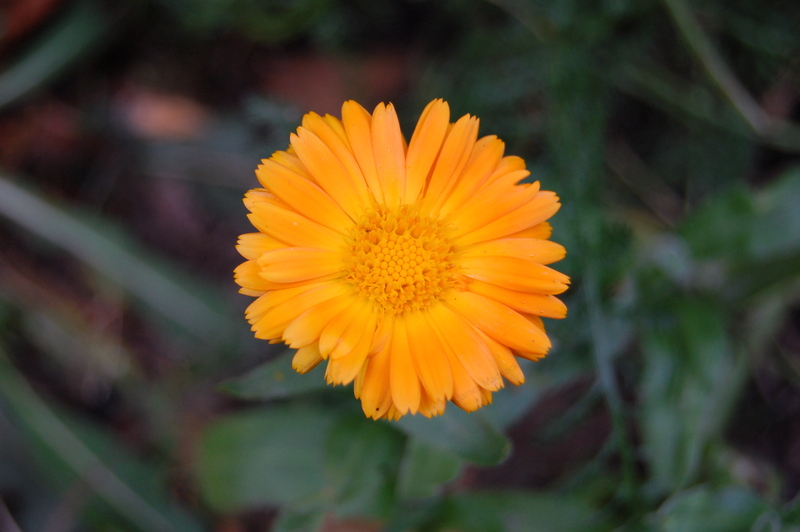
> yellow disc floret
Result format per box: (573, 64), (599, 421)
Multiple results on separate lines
(344, 205), (462, 314)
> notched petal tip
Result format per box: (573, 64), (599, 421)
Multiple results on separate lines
(292, 344), (324, 374)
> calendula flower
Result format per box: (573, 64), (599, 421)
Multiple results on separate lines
(235, 99), (568, 420)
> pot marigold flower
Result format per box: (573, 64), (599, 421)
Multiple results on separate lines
(235, 99), (568, 420)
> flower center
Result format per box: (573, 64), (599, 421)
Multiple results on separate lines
(344, 205), (461, 314)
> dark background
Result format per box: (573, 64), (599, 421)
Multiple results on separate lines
(0, 0), (799, 531)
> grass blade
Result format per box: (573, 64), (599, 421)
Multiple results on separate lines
(0, 174), (230, 339)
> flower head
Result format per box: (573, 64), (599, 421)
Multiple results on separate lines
(235, 99), (568, 420)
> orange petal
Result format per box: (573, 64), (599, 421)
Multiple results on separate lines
(256, 159), (352, 233)
(426, 303), (502, 392)
(251, 282), (350, 340)
(385, 404), (403, 421)
(460, 256), (570, 294)
(330, 303), (378, 360)
(257, 248), (342, 283)
(321, 114), (350, 147)
(371, 103), (406, 207)
(463, 238), (566, 265)
(389, 317), (421, 415)
(243, 188), (283, 213)
(236, 233), (284, 260)
(326, 349), (368, 386)
(449, 174), (536, 237)
(506, 222), (552, 240)
(478, 155), (526, 190)
(236, 259), (337, 293)
(234, 260), (273, 294)
(444, 346), (483, 413)
(456, 190), (561, 246)
(248, 202), (344, 250)
(244, 281), (326, 324)
(438, 135), (505, 217)
(404, 99), (449, 204)
(353, 362), (368, 399)
(319, 298), (368, 357)
(477, 330), (524, 385)
(467, 279), (568, 318)
(404, 311), (453, 401)
(421, 114), (479, 214)
(341, 100), (382, 203)
(292, 343), (323, 374)
(360, 338), (394, 419)
(291, 128), (368, 218)
(271, 150), (313, 181)
(301, 112), (371, 207)
(243, 294), (276, 325)
(283, 293), (354, 348)
(238, 287), (265, 297)
(479, 387), (494, 406)
(527, 314), (546, 331)
(417, 388), (447, 418)
(444, 290), (551, 356)
(326, 312), (376, 385)
(369, 315), (392, 355)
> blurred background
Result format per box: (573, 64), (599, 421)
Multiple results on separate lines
(0, 0), (799, 530)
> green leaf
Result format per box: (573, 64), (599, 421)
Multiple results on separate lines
(196, 404), (336, 511)
(654, 486), (768, 532)
(396, 437), (463, 499)
(750, 168), (800, 261)
(639, 300), (738, 491)
(680, 184), (756, 262)
(440, 491), (606, 532)
(0, 347), (201, 532)
(394, 408), (510, 466)
(219, 350), (330, 400)
(727, 168), (800, 299)
(325, 415), (405, 518)
(197, 406), (406, 518)
(680, 166), (800, 271)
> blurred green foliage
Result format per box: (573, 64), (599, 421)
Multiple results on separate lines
(162, 0), (333, 44)
(0, 0), (799, 530)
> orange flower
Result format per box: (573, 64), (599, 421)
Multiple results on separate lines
(235, 99), (568, 420)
